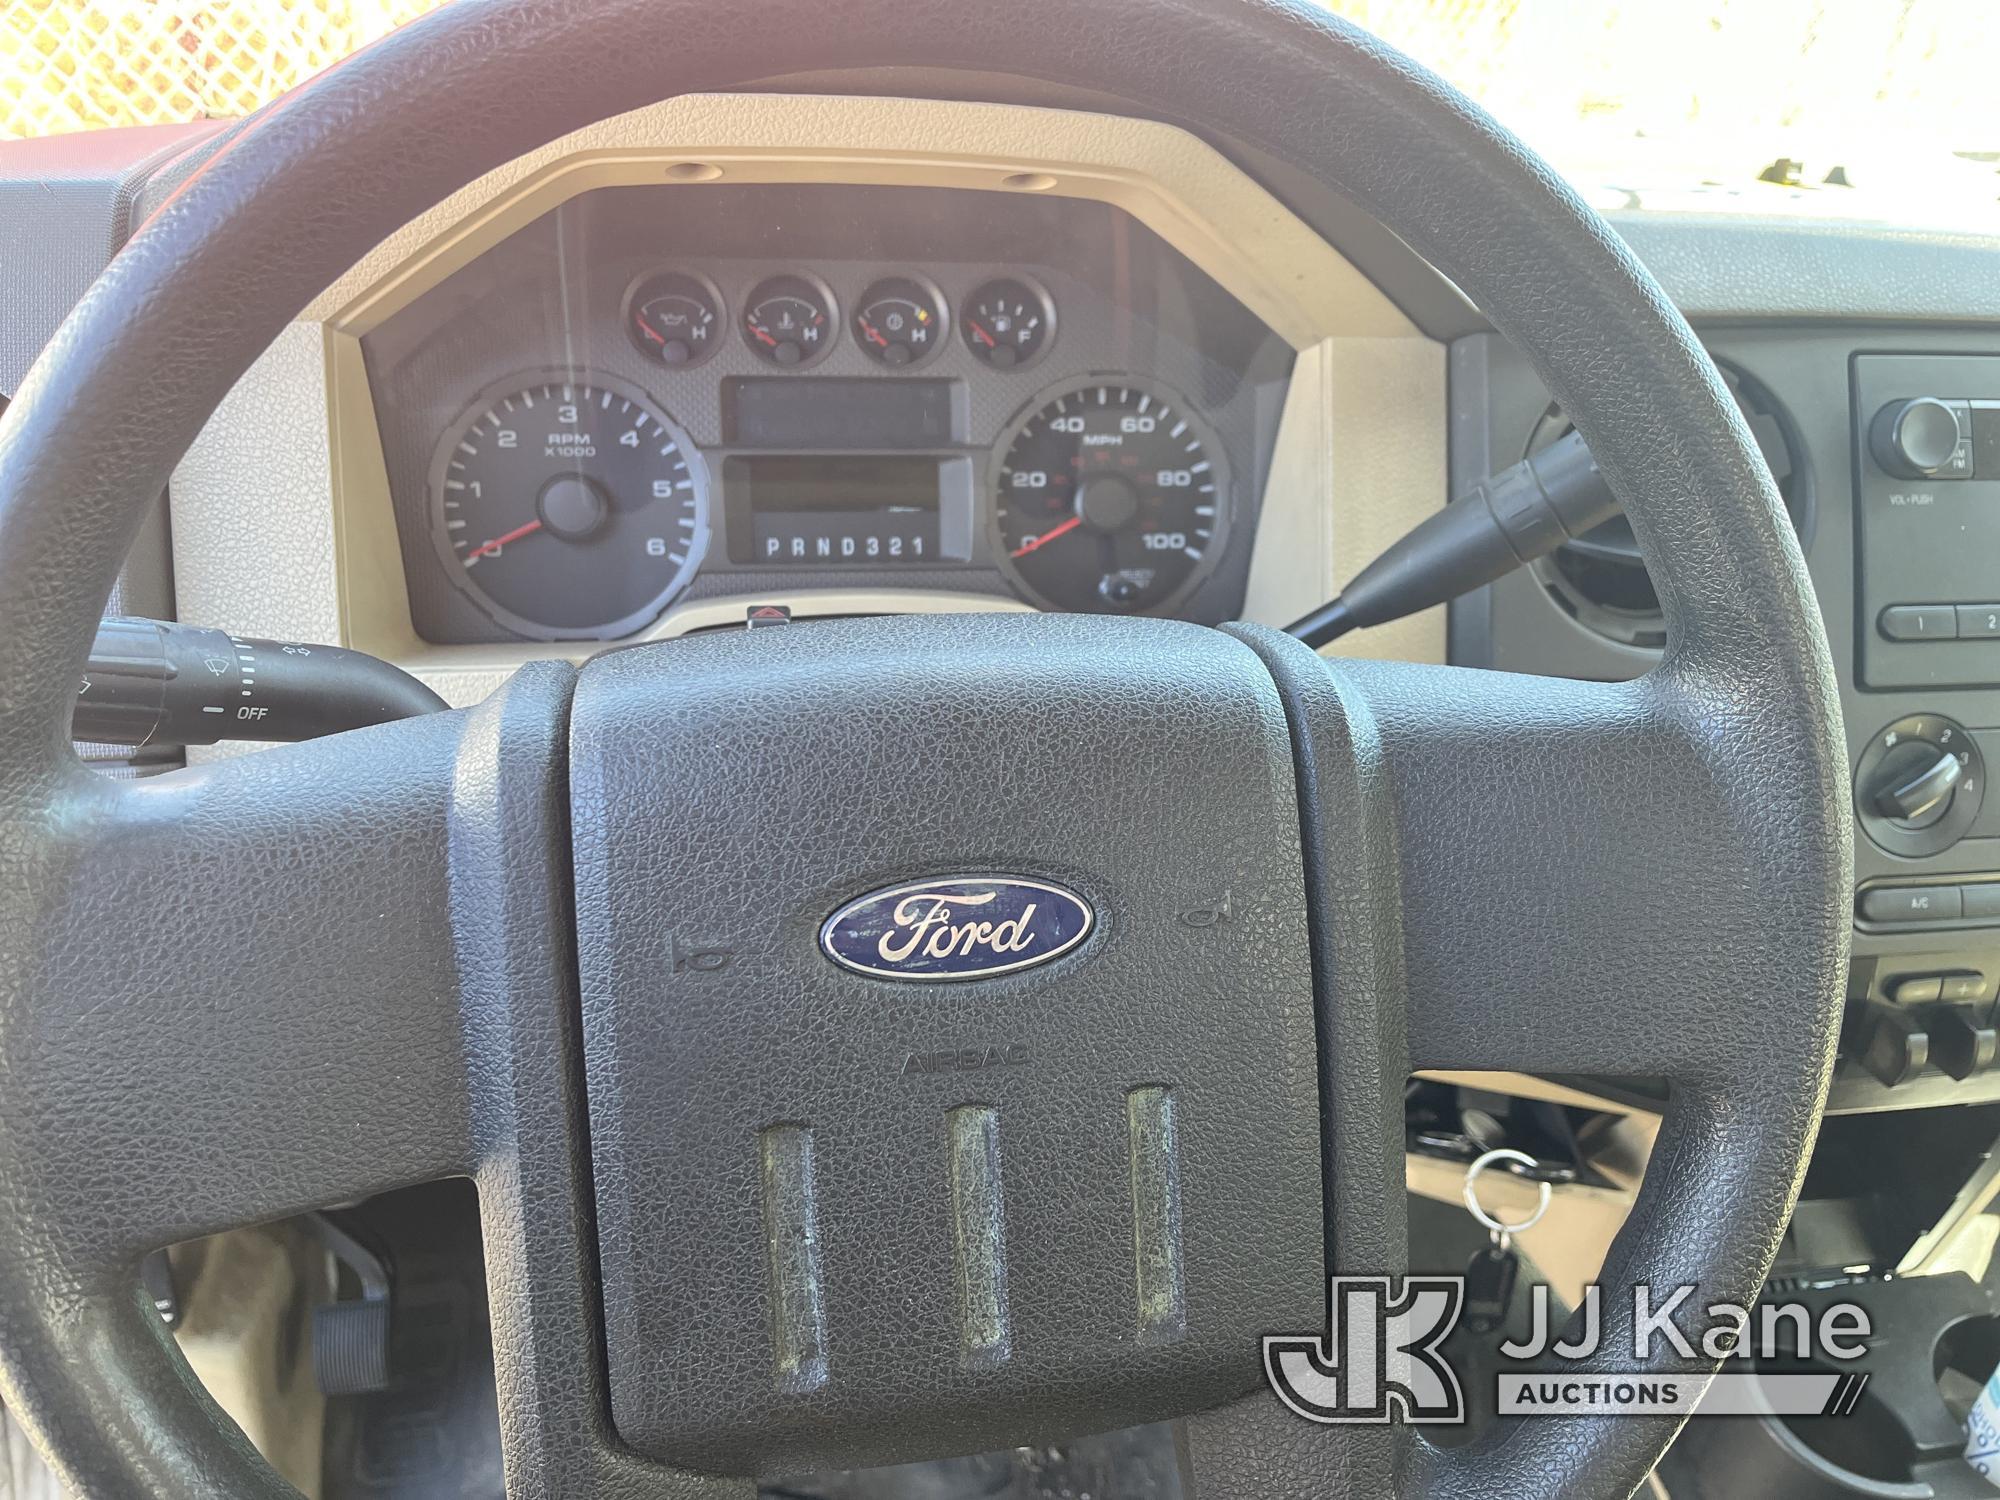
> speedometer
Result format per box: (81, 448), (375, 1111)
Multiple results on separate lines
(991, 379), (1229, 614)
(430, 374), (708, 640)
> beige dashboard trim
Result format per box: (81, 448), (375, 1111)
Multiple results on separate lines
(310, 94), (1416, 343)
(172, 93), (1444, 716)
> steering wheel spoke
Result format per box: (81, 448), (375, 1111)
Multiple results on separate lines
(1238, 635), (1843, 1089)
(1370, 657), (1842, 1089)
(1206, 630), (1846, 1498)
(0, 709), (477, 1278)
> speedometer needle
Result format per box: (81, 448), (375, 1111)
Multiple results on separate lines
(464, 518), (543, 565)
(1010, 515), (1082, 558)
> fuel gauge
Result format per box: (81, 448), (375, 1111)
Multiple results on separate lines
(852, 275), (946, 367)
(626, 271), (722, 368)
(961, 276), (1054, 369)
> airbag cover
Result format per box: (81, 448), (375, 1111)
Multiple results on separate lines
(568, 613), (1324, 1474)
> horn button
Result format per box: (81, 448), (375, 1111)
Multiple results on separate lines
(568, 614), (1324, 1474)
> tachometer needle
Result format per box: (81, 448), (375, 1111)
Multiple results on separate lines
(1010, 515), (1082, 558)
(464, 518), (543, 565)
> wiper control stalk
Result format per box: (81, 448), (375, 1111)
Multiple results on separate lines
(1286, 428), (1618, 647)
(73, 617), (448, 748)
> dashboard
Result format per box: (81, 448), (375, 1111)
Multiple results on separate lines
(119, 92), (1443, 703)
(359, 183), (1293, 642)
(1458, 318), (2000, 1116)
(13, 86), (2000, 1123)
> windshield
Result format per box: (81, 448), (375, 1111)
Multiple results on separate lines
(2, 0), (1994, 230)
(1351, 0), (2000, 231)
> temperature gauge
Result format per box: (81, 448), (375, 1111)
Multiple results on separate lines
(852, 275), (946, 367)
(743, 273), (836, 367)
(626, 271), (723, 368)
(961, 276), (1054, 369)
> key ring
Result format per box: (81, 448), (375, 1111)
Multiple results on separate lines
(1462, 1148), (1552, 1247)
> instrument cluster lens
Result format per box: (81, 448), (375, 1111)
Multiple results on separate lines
(852, 275), (947, 367)
(431, 375), (708, 639)
(627, 271), (723, 368)
(743, 274), (837, 367)
(961, 276), (1054, 369)
(992, 379), (1226, 614)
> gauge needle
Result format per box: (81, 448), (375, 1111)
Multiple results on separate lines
(968, 321), (997, 349)
(1010, 515), (1082, 558)
(635, 316), (665, 346)
(464, 518), (543, 565)
(858, 318), (889, 349)
(748, 323), (778, 348)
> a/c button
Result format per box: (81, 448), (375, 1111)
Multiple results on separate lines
(1861, 885), (1963, 923)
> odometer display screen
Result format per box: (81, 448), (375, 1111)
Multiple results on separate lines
(725, 455), (943, 565)
(992, 379), (1228, 613)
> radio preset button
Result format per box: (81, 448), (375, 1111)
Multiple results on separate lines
(1958, 605), (2000, 639)
(1880, 604), (1959, 641)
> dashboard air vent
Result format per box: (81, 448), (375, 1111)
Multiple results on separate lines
(1523, 364), (1809, 650)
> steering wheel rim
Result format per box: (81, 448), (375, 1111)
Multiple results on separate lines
(0, 2), (1849, 1497)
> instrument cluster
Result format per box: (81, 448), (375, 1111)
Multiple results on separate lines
(626, 265), (1054, 374)
(365, 183), (1294, 644)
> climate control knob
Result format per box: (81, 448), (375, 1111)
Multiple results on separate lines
(1855, 713), (1984, 857)
(1872, 743), (1964, 823)
(1871, 397), (1964, 478)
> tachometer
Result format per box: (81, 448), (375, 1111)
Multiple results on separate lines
(430, 374), (708, 640)
(992, 379), (1228, 613)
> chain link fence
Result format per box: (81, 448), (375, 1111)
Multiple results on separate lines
(0, 0), (435, 140)
(1, 1), (1994, 203)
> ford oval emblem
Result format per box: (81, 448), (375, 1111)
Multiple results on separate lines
(819, 876), (1095, 982)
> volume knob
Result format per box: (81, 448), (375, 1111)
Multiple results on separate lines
(1871, 397), (1963, 478)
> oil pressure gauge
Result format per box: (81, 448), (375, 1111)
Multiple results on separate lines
(626, 271), (722, 368)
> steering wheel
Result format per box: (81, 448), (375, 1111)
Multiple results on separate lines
(0, 1), (1850, 1496)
